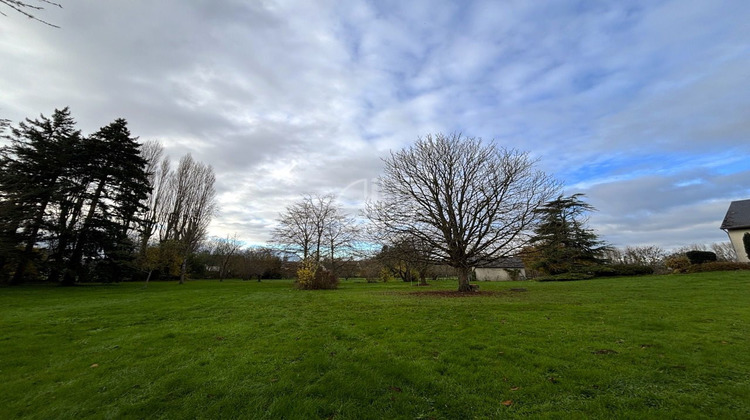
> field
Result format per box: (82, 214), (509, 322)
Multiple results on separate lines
(1, 272), (749, 419)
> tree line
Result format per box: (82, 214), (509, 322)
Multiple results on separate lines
(0, 108), (217, 285)
(3, 115), (741, 289)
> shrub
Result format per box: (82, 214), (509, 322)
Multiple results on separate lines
(587, 265), (617, 277)
(684, 261), (750, 273)
(296, 260), (339, 290)
(606, 264), (654, 276)
(379, 268), (393, 283)
(535, 272), (594, 282)
(506, 268), (523, 281)
(685, 250), (717, 265)
(664, 255), (690, 273)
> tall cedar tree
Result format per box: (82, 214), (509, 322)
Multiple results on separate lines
(529, 194), (608, 275)
(62, 119), (150, 284)
(0, 108), (82, 284)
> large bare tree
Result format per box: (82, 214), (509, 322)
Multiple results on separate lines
(366, 133), (559, 292)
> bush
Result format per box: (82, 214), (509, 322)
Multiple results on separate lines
(684, 261), (750, 273)
(535, 272), (594, 282)
(685, 250), (717, 265)
(598, 264), (654, 277)
(296, 260), (339, 290)
(664, 255), (690, 273)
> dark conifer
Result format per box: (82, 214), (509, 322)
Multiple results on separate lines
(529, 194), (609, 275)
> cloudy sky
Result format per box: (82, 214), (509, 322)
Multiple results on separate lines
(1, 0), (748, 250)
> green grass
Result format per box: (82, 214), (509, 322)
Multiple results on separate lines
(1, 273), (749, 419)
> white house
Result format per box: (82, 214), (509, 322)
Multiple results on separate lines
(720, 199), (750, 263)
(474, 257), (526, 281)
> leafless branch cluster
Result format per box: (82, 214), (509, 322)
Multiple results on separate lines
(270, 193), (359, 274)
(1, 0), (62, 28)
(205, 234), (243, 281)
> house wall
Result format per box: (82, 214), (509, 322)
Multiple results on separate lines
(474, 267), (526, 281)
(726, 229), (750, 263)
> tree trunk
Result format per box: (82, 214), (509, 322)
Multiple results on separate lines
(457, 266), (476, 292)
(65, 178), (107, 285)
(178, 256), (187, 284)
(11, 193), (52, 285)
(143, 269), (153, 288)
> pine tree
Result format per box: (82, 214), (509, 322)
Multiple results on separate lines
(529, 194), (608, 275)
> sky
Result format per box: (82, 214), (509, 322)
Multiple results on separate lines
(1, 0), (749, 251)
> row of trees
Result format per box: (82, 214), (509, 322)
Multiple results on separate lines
(271, 133), (744, 291)
(3, 116), (737, 289)
(0, 108), (217, 285)
(269, 134), (561, 291)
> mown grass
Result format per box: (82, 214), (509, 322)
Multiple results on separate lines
(1, 272), (748, 419)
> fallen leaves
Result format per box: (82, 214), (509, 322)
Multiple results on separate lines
(501, 400), (513, 407)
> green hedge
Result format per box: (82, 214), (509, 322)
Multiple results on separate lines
(535, 264), (654, 281)
(536, 272), (594, 282)
(684, 261), (750, 273)
(685, 250), (717, 265)
(590, 264), (655, 277)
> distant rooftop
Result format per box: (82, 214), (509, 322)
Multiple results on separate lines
(720, 199), (750, 230)
(475, 257), (525, 269)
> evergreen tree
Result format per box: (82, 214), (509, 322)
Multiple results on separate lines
(0, 109), (151, 285)
(743, 232), (750, 261)
(62, 118), (150, 284)
(529, 194), (608, 275)
(0, 108), (82, 284)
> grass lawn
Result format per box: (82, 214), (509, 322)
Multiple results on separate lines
(1, 272), (749, 419)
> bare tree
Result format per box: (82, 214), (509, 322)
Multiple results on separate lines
(322, 207), (360, 276)
(366, 133), (559, 292)
(271, 195), (317, 262)
(137, 140), (170, 256)
(376, 237), (432, 285)
(621, 245), (666, 266)
(160, 154), (217, 284)
(207, 233), (243, 281)
(271, 194), (358, 272)
(231, 247), (282, 281)
(711, 241), (737, 262)
(1, 0), (61, 27)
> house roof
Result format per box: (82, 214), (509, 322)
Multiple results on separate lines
(720, 199), (750, 230)
(475, 257), (525, 269)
